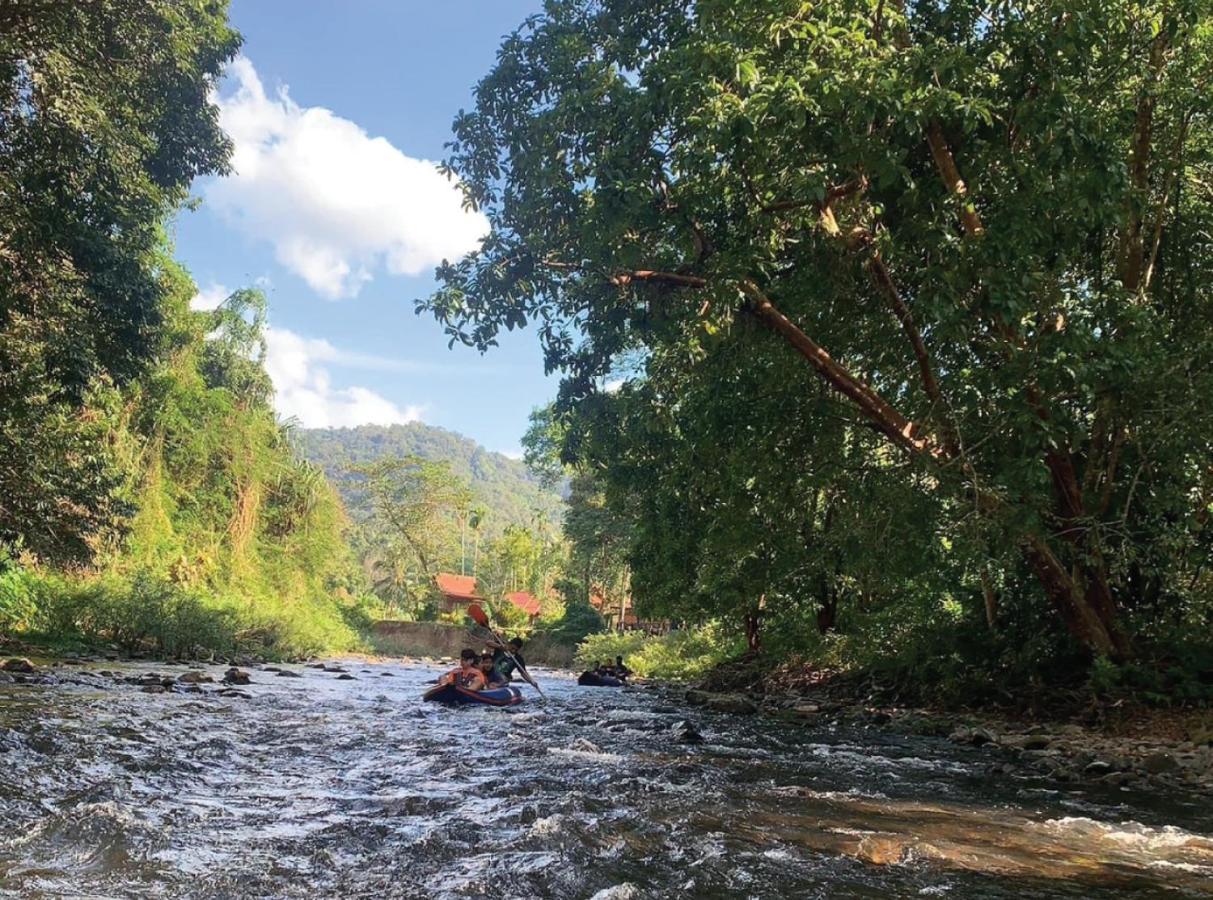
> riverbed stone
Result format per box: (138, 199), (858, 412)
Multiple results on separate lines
(1142, 751), (1180, 775)
(141, 684), (166, 694)
(1190, 727), (1213, 746)
(0, 672), (13, 684)
(178, 671), (213, 684)
(705, 694), (758, 715)
(275, 669), (303, 678)
(1, 658), (35, 673)
(671, 720), (703, 743)
(222, 667), (251, 685)
(949, 726), (997, 746)
(684, 689), (712, 706)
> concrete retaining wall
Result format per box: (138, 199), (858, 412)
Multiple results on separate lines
(370, 620), (575, 668)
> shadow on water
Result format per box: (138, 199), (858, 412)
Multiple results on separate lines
(1, 660), (1211, 898)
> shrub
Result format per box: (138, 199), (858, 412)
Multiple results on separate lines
(576, 625), (739, 680)
(0, 564), (37, 633)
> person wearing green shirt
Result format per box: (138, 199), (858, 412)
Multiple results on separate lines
(491, 637), (526, 684)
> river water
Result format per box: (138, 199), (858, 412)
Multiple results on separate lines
(1, 659), (1211, 898)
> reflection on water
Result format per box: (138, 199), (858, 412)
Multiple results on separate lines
(1, 661), (1211, 898)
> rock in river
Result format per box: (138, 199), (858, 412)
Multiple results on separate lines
(223, 667), (251, 685)
(949, 726), (997, 746)
(705, 694), (758, 715)
(671, 720), (704, 743)
(1142, 751), (1180, 775)
(1, 658), (35, 674)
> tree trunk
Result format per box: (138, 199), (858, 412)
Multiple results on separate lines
(980, 566), (998, 631)
(815, 575), (838, 634)
(739, 284), (1133, 660)
(744, 610), (762, 653)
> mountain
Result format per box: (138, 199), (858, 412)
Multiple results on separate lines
(295, 423), (562, 539)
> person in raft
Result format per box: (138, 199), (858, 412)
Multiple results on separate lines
(614, 655), (633, 679)
(438, 649), (487, 691)
(479, 651), (505, 688)
(491, 637), (527, 684)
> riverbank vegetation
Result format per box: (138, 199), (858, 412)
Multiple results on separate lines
(576, 626), (740, 681)
(425, 0), (1213, 705)
(0, 2), (368, 659)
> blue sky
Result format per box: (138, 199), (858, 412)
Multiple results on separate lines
(173, 0), (548, 457)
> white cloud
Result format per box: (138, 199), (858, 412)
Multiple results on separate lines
(208, 57), (488, 299)
(190, 282), (230, 311)
(264, 327), (425, 428)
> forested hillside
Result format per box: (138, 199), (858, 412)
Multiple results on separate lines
(296, 424), (562, 539)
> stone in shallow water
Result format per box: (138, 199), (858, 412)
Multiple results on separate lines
(222, 668), (251, 685)
(1142, 751), (1179, 775)
(1, 658), (35, 673)
(949, 726), (997, 746)
(705, 694), (758, 715)
(671, 720), (703, 743)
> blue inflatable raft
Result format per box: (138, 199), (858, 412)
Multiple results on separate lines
(577, 671), (624, 687)
(422, 683), (523, 706)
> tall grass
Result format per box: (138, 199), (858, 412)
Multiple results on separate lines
(2, 565), (363, 659)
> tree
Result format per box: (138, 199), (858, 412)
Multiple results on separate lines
(523, 404), (632, 623)
(423, 0), (1213, 661)
(353, 456), (472, 609)
(0, 0), (239, 563)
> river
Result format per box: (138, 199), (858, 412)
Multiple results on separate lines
(1, 659), (1211, 898)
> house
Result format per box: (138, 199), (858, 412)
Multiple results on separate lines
(504, 590), (541, 622)
(434, 573), (482, 613)
(591, 586), (668, 634)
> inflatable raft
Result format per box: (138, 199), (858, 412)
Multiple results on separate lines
(577, 671), (624, 687)
(422, 683), (524, 706)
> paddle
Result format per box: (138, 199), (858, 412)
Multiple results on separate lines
(466, 603), (545, 700)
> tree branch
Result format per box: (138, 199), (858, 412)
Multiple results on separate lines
(739, 280), (943, 459)
(609, 270), (709, 288)
(1120, 24), (1172, 293)
(925, 121), (985, 237)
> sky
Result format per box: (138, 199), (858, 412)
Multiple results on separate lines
(173, 0), (548, 457)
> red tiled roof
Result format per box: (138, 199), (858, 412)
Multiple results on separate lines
(504, 591), (541, 616)
(435, 573), (481, 601)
